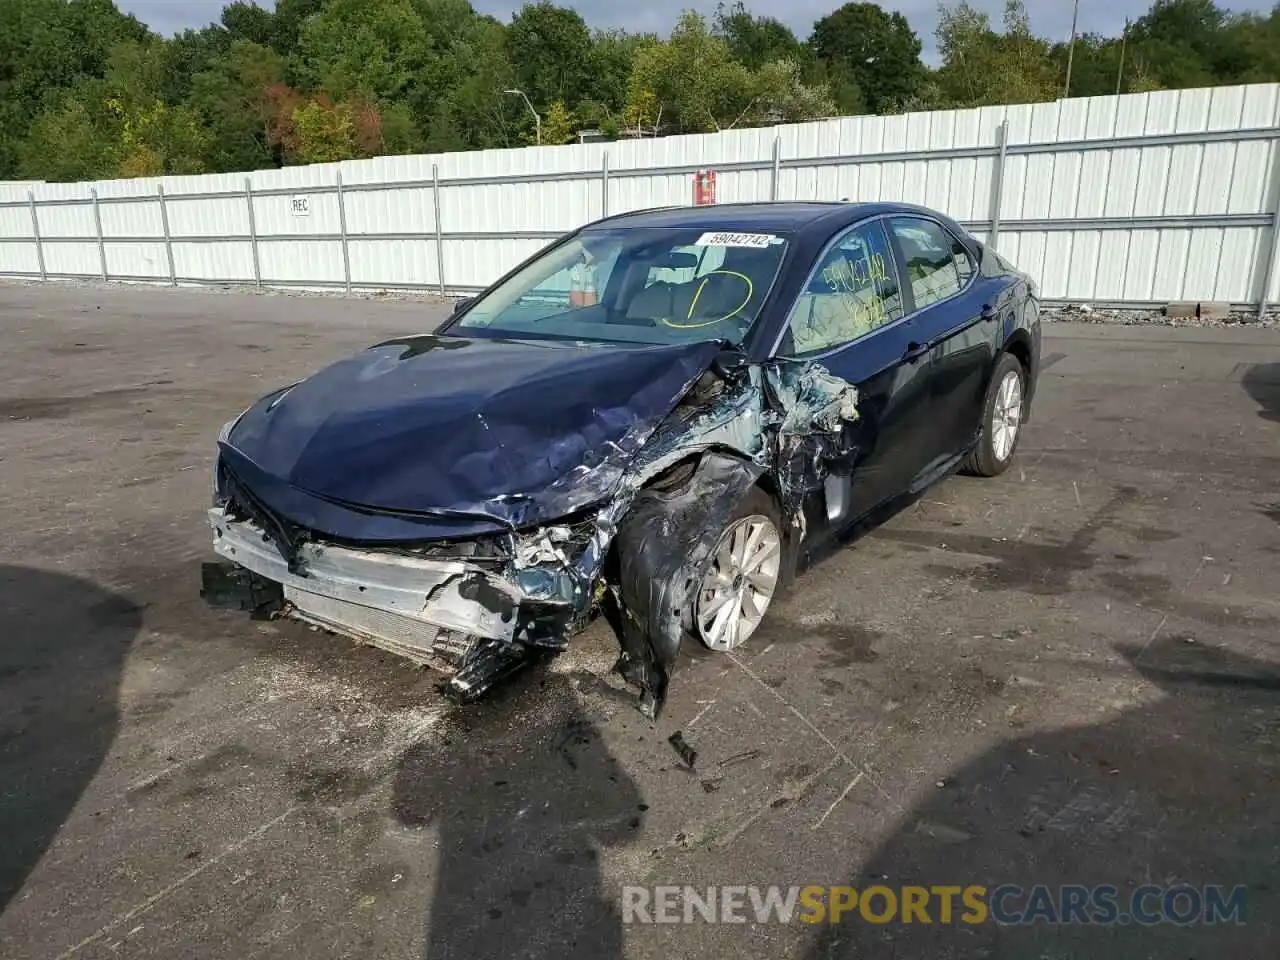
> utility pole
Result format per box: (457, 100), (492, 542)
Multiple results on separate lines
(1063, 0), (1080, 99)
(505, 89), (540, 146)
(1116, 18), (1129, 95)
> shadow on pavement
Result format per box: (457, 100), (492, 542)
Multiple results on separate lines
(1242, 361), (1280, 423)
(801, 636), (1280, 958)
(0, 565), (142, 912)
(391, 674), (643, 960)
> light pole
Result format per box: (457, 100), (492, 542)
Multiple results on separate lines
(505, 88), (540, 146)
(1063, 0), (1080, 99)
(1116, 18), (1129, 94)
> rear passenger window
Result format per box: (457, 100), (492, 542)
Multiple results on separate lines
(889, 217), (972, 309)
(784, 220), (904, 357)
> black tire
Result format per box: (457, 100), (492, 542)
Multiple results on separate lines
(961, 352), (1027, 478)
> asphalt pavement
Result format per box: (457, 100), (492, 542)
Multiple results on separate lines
(1, 282), (1277, 959)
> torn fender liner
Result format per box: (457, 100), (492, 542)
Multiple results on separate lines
(608, 454), (765, 718)
(220, 334), (727, 541)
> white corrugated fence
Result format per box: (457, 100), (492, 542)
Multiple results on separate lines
(2, 83), (1279, 313)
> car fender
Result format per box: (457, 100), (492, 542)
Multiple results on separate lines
(605, 452), (767, 718)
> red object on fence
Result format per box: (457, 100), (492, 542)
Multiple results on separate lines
(693, 170), (717, 205)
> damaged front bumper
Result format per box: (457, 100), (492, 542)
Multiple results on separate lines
(205, 507), (554, 697)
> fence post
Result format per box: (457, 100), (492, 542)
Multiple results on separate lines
(988, 119), (1010, 252)
(432, 163), (446, 298)
(770, 132), (781, 201)
(91, 187), (107, 280)
(336, 170), (352, 295)
(157, 184), (177, 286)
(602, 151), (610, 218)
(28, 191), (46, 281)
(1257, 144), (1280, 321)
(245, 178), (262, 288)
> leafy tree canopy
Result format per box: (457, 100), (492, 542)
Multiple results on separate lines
(2, 0), (1276, 181)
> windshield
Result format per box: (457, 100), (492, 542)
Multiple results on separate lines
(452, 225), (791, 345)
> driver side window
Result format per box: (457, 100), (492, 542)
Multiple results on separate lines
(785, 219), (903, 357)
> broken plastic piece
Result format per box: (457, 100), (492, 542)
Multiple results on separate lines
(442, 637), (534, 703)
(668, 731), (697, 769)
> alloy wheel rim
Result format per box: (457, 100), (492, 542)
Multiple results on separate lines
(991, 370), (1023, 462)
(696, 515), (781, 652)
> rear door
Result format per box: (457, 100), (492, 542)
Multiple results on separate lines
(886, 216), (1000, 469)
(771, 217), (940, 539)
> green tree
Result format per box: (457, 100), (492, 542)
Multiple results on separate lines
(1130, 0), (1227, 46)
(189, 40), (288, 171)
(410, 12), (520, 151)
(540, 99), (577, 144)
(221, 0), (276, 46)
(626, 12), (834, 133)
(802, 56), (867, 116)
(157, 26), (232, 106)
(1123, 0), (1266, 89)
(506, 3), (594, 109)
(297, 0), (429, 103)
(0, 0), (149, 177)
(18, 91), (115, 181)
(1126, 56), (1167, 92)
(9, 0), (1280, 182)
(291, 97), (359, 163)
(713, 1), (805, 69)
(579, 29), (655, 131)
(625, 11), (756, 132)
(1051, 32), (1126, 98)
(932, 0), (1059, 107)
(102, 39), (211, 174)
(270, 0), (325, 56)
(19, 38), (210, 180)
(755, 58), (838, 122)
(1216, 8), (1280, 83)
(810, 2), (925, 114)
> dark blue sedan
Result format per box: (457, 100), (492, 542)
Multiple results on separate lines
(204, 201), (1042, 716)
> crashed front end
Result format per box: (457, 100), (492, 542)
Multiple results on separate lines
(203, 341), (859, 717)
(204, 499), (600, 700)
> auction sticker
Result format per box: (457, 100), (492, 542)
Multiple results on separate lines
(695, 232), (780, 248)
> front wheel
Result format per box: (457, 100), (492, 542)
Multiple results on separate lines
(963, 352), (1027, 477)
(693, 489), (783, 652)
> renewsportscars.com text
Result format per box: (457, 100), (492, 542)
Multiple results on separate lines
(621, 884), (1248, 926)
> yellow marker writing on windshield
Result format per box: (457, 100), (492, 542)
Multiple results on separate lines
(660, 270), (754, 329)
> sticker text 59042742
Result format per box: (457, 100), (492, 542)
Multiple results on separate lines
(695, 232), (780, 248)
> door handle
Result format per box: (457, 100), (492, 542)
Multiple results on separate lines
(904, 340), (929, 363)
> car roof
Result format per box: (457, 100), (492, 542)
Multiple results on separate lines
(585, 201), (955, 236)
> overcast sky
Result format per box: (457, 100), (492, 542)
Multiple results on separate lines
(119, 0), (1275, 61)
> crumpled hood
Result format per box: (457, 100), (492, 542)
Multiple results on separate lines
(221, 333), (726, 539)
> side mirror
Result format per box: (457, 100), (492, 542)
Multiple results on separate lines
(452, 296), (475, 316)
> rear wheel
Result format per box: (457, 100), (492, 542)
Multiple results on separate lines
(963, 352), (1027, 477)
(694, 489), (783, 652)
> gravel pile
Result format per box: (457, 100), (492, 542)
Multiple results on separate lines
(1042, 303), (1278, 328)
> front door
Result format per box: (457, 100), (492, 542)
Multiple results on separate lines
(771, 217), (939, 539)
